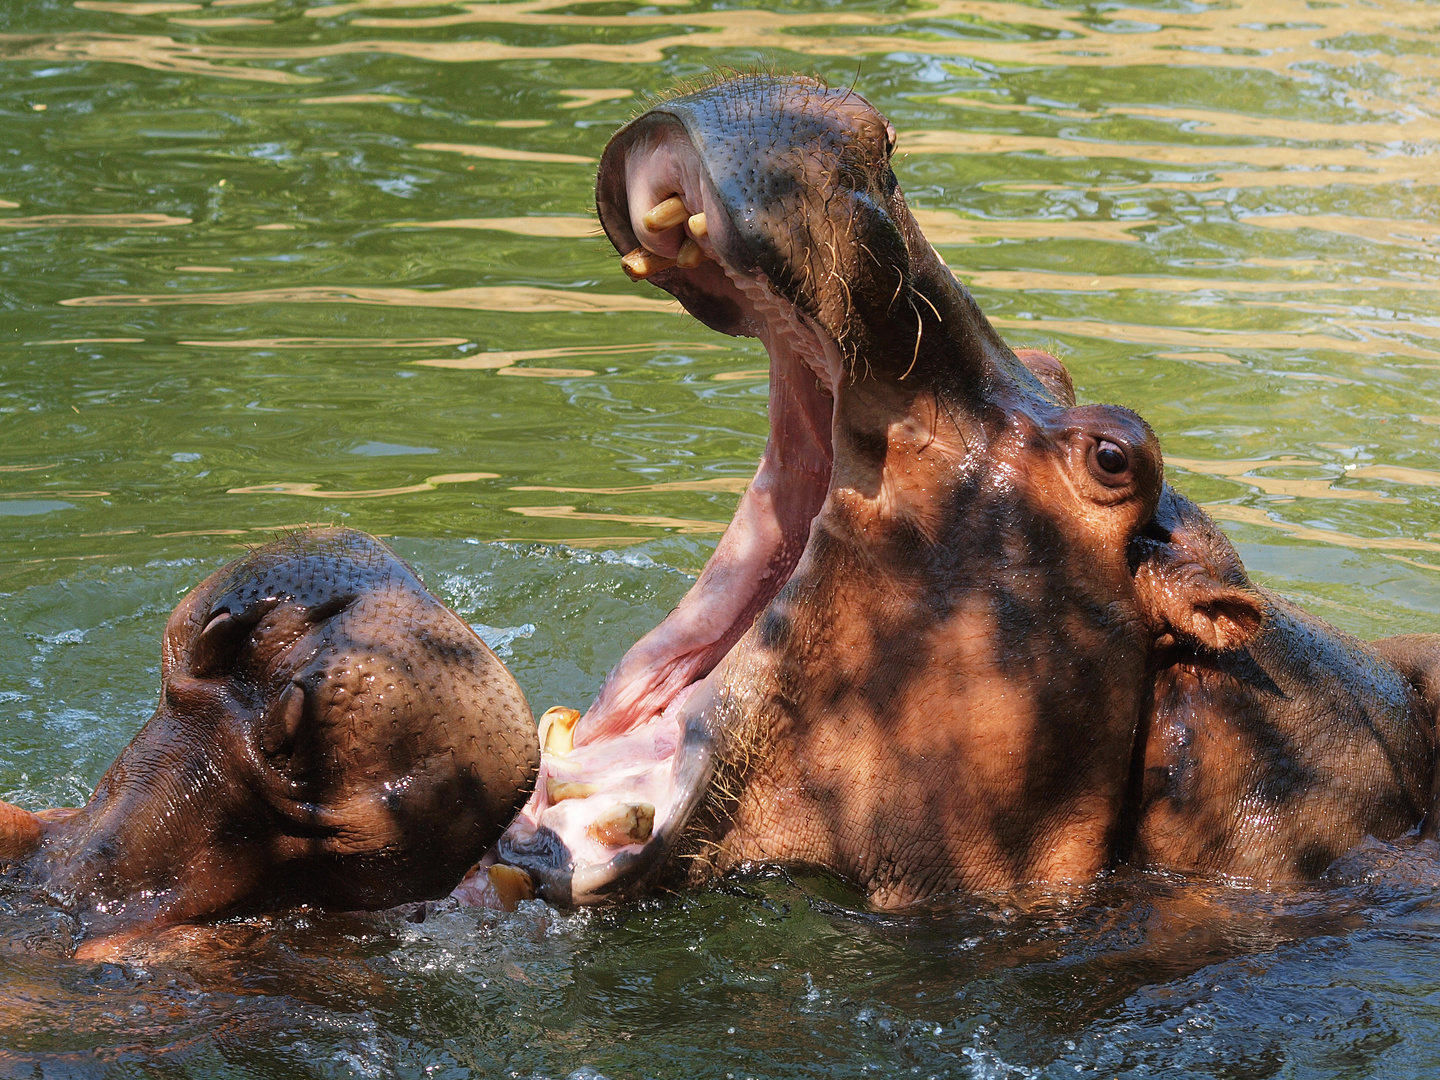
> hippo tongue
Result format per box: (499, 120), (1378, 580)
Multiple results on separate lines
(578, 302), (835, 746)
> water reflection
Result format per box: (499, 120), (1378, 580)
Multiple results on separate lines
(60, 285), (676, 312)
(387, 216), (599, 237)
(415, 141), (595, 165)
(507, 504), (727, 533)
(8, 0), (1433, 88)
(990, 317), (1440, 361)
(228, 471), (498, 498)
(178, 336), (471, 348)
(0, 213), (190, 227)
(4, 0), (1440, 1071)
(413, 342), (722, 370)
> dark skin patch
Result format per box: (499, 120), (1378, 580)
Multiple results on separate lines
(1, 528), (539, 951)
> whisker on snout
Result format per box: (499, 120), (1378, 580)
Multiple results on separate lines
(304, 592), (358, 624)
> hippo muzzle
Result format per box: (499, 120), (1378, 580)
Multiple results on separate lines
(0, 528), (538, 951)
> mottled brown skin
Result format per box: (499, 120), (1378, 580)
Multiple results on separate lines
(492, 74), (1440, 907)
(689, 391), (1168, 904)
(499, 74), (1285, 907)
(1369, 632), (1440, 835)
(1012, 361), (1438, 882)
(1124, 489), (1435, 880)
(0, 528), (538, 952)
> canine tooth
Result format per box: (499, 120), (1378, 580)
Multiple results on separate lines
(687, 212), (707, 238)
(588, 802), (655, 846)
(547, 778), (601, 803)
(486, 864), (535, 910)
(537, 706), (581, 757)
(642, 195), (688, 231)
(676, 237), (703, 268)
(621, 246), (676, 281)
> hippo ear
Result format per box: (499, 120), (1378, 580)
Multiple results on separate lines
(1013, 348), (1075, 407)
(1132, 491), (1267, 653)
(257, 679), (308, 760)
(1135, 554), (1267, 652)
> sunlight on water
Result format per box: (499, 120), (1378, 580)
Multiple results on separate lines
(2, 0), (1440, 1073)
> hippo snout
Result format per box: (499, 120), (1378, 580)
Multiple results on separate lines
(0, 527), (541, 947)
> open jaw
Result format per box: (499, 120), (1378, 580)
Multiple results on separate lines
(476, 106), (848, 906)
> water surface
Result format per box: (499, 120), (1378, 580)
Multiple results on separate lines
(2, 0), (1440, 1074)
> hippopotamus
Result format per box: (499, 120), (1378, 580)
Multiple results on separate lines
(468, 74), (1440, 908)
(0, 528), (538, 956)
(1037, 375), (1436, 881)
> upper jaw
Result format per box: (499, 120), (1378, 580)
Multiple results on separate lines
(487, 79), (1050, 905)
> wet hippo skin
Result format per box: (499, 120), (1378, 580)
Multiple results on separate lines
(0, 528), (538, 956)
(469, 73), (1439, 908)
(1125, 489), (1434, 880)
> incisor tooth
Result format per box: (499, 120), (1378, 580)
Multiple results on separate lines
(486, 864), (535, 910)
(621, 246), (676, 281)
(687, 212), (707, 238)
(537, 706), (581, 756)
(547, 777), (600, 803)
(588, 802), (655, 846)
(676, 237), (703, 268)
(642, 195), (688, 231)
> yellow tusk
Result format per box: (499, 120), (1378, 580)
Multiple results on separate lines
(547, 778), (601, 803)
(621, 246), (676, 281)
(537, 706), (581, 757)
(675, 237), (703, 268)
(588, 802), (655, 846)
(486, 863), (535, 910)
(687, 212), (707, 239)
(642, 195), (689, 232)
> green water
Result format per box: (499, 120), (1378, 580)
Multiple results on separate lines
(3, 0), (1440, 1074)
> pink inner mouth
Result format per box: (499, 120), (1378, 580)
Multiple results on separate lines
(463, 124), (845, 896)
(575, 126), (844, 746)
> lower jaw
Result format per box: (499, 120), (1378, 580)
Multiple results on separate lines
(490, 286), (840, 889)
(576, 276), (839, 745)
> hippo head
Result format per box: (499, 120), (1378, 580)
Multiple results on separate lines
(0, 528), (538, 941)
(494, 75), (1266, 907)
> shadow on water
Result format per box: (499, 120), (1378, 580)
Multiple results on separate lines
(1, 842), (1439, 1078)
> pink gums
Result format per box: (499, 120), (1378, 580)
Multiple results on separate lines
(465, 124), (842, 898)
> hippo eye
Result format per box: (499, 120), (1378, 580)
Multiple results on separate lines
(1096, 440), (1127, 474)
(1086, 437), (1133, 488)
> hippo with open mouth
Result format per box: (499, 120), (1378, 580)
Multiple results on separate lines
(0, 528), (538, 956)
(472, 74), (1440, 908)
(5, 77), (1435, 944)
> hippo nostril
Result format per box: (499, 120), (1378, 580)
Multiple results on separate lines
(304, 592), (358, 625)
(1140, 518), (1173, 544)
(192, 596), (280, 676)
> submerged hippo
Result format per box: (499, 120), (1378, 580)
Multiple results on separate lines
(471, 74), (1439, 907)
(0, 528), (538, 955)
